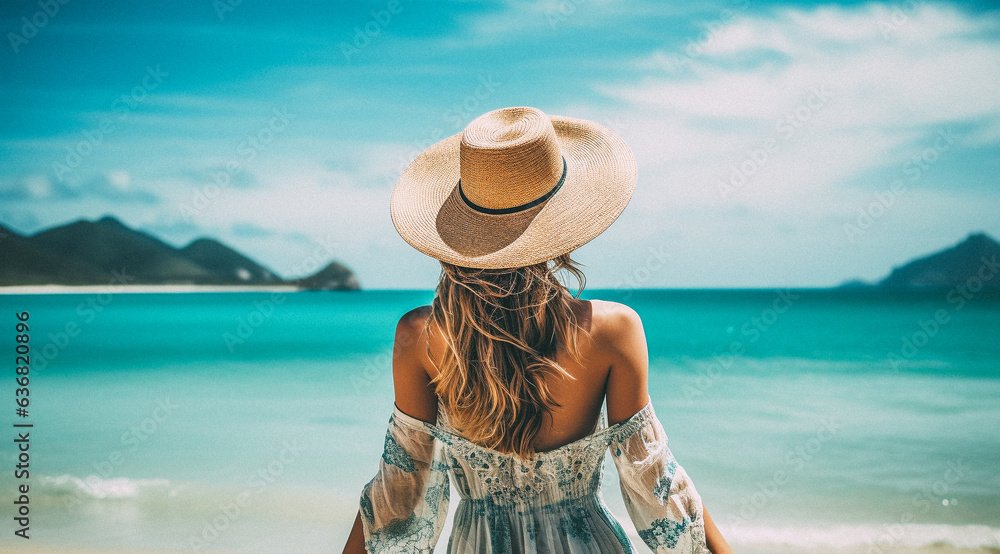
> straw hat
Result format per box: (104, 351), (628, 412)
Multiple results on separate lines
(390, 106), (636, 269)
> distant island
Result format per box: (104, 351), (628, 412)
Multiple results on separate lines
(841, 232), (1000, 290)
(0, 216), (360, 291)
(4, 216), (994, 292)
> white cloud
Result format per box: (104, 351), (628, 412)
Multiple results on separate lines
(571, 2), (1000, 286)
(144, 152), (404, 283)
(25, 176), (52, 199)
(106, 170), (130, 191)
(595, 4), (999, 195)
(616, 6), (1000, 128)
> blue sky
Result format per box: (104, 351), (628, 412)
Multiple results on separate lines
(2, 0), (999, 288)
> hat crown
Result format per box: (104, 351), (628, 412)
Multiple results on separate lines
(460, 107), (565, 211)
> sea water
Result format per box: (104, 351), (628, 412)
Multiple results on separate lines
(0, 289), (997, 552)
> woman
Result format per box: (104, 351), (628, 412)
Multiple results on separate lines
(343, 107), (732, 553)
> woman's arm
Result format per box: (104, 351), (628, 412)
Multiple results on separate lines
(599, 301), (651, 425)
(602, 301), (733, 552)
(342, 307), (439, 554)
(342, 511), (366, 554)
(704, 505), (733, 554)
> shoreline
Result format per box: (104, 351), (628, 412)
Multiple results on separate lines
(0, 284), (307, 295)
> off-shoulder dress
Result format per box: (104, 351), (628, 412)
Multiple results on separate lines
(359, 400), (710, 553)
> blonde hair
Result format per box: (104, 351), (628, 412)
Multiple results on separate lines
(427, 254), (587, 458)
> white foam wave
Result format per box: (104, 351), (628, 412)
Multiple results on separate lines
(38, 474), (176, 499)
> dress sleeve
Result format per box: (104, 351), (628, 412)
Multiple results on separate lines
(359, 406), (450, 554)
(609, 403), (710, 553)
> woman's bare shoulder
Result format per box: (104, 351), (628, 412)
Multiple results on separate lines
(396, 305), (432, 341)
(589, 299), (650, 422)
(392, 305), (438, 422)
(394, 305), (448, 378)
(588, 299), (644, 345)
(399, 304), (432, 323)
(393, 305), (436, 361)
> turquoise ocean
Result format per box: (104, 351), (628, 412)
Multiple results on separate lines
(0, 289), (998, 553)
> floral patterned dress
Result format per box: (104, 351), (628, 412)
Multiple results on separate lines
(359, 400), (710, 553)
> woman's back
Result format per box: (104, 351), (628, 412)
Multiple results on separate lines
(360, 297), (711, 554)
(400, 297), (651, 452)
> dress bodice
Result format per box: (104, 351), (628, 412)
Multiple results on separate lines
(425, 401), (620, 506)
(360, 400), (710, 553)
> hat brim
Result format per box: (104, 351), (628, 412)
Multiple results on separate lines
(390, 115), (637, 269)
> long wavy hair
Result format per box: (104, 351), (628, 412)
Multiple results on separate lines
(426, 253), (588, 458)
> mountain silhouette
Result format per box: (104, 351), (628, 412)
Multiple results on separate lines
(181, 238), (281, 283)
(878, 233), (1000, 290)
(0, 224), (110, 285)
(0, 216), (359, 289)
(28, 216), (215, 283)
(294, 261), (360, 291)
